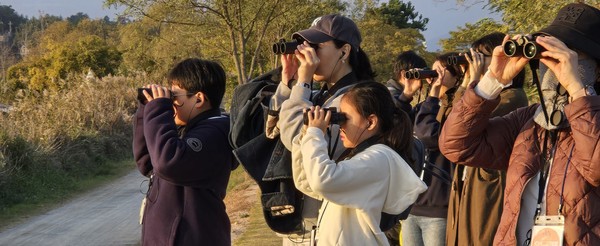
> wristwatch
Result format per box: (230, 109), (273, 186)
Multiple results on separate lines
(584, 84), (597, 96)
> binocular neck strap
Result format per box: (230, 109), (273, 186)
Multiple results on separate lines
(530, 60), (550, 124)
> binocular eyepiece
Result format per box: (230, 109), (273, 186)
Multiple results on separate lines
(404, 69), (438, 80)
(503, 36), (545, 59)
(447, 53), (472, 66)
(303, 107), (347, 125)
(272, 38), (319, 55)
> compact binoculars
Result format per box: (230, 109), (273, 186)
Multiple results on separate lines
(503, 35), (546, 59)
(404, 69), (438, 80)
(447, 53), (471, 66)
(302, 107), (347, 125)
(272, 38), (319, 55)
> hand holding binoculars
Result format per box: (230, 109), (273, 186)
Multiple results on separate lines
(302, 107), (347, 125)
(272, 38), (319, 55)
(503, 35), (546, 59)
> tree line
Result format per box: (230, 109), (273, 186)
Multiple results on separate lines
(1, 0), (598, 103)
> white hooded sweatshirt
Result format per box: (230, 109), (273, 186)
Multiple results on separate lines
(292, 127), (427, 246)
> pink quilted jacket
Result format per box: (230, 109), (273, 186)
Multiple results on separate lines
(439, 87), (600, 245)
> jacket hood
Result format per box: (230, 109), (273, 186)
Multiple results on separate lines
(378, 144), (428, 214)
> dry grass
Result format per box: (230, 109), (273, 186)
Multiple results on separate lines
(225, 168), (281, 246)
(0, 75), (140, 212)
(233, 195), (281, 246)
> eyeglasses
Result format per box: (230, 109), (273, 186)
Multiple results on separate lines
(171, 92), (196, 107)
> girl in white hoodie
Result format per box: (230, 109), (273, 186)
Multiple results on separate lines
(293, 81), (427, 246)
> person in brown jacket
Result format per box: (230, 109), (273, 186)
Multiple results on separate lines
(439, 3), (600, 245)
(445, 32), (529, 246)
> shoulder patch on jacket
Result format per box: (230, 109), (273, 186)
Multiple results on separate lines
(186, 138), (203, 152)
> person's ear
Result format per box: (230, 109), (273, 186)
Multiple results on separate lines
(340, 44), (351, 60)
(366, 115), (378, 130)
(195, 93), (205, 107)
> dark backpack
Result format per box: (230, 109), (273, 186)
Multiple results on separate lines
(229, 68), (305, 234)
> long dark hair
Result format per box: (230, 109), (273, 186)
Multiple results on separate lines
(342, 81), (414, 165)
(333, 40), (376, 80)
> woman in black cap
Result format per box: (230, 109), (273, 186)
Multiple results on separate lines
(268, 14), (375, 245)
(439, 3), (600, 245)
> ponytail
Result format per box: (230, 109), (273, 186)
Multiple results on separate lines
(385, 109), (414, 166)
(352, 48), (376, 80)
(333, 40), (376, 80)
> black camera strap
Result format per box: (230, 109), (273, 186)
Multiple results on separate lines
(530, 60), (550, 124)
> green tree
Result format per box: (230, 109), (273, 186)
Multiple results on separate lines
(0, 5), (26, 33)
(107, 0), (345, 84)
(456, 0), (600, 32)
(365, 0), (428, 31)
(7, 20), (122, 91)
(440, 18), (508, 52)
(358, 17), (428, 80)
(67, 12), (90, 25)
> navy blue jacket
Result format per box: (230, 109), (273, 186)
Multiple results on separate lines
(133, 98), (235, 246)
(411, 96), (454, 218)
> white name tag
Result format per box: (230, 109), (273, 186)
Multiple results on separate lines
(531, 215), (564, 246)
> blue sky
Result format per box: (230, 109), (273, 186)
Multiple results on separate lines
(410, 0), (502, 51)
(0, 0), (122, 19)
(0, 0), (502, 51)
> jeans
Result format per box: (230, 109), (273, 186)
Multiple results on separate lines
(401, 214), (446, 246)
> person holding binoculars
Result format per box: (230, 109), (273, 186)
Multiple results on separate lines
(445, 32), (528, 246)
(440, 3), (600, 245)
(386, 50), (428, 120)
(397, 52), (460, 246)
(133, 58), (235, 245)
(268, 14), (376, 245)
(293, 82), (426, 246)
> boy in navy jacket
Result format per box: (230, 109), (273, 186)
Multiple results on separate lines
(133, 58), (235, 245)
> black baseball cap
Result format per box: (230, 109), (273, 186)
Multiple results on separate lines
(292, 14), (362, 52)
(535, 3), (600, 60)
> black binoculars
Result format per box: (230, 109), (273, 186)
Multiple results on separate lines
(303, 107), (347, 125)
(447, 53), (471, 66)
(137, 88), (173, 103)
(272, 38), (319, 55)
(503, 35), (545, 59)
(404, 69), (438, 80)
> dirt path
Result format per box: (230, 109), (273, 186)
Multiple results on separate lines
(0, 170), (261, 245)
(0, 170), (145, 245)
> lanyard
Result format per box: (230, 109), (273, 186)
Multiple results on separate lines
(534, 129), (559, 218)
(533, 128), (576, 218)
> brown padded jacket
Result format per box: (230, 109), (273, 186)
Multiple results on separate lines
(439, 86), (600, 245)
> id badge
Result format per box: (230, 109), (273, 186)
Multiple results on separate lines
(531, 215), (564, 246)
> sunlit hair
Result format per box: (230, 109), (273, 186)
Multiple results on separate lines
(342, 81), (413, 165)
(167, 58), (226, 109)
